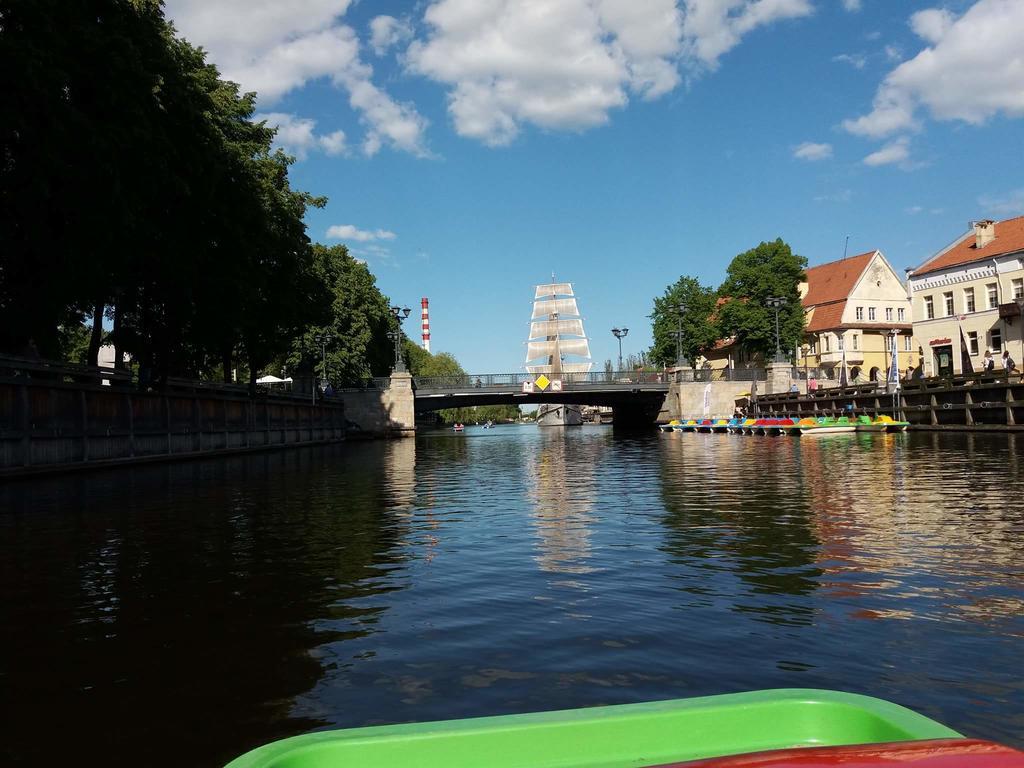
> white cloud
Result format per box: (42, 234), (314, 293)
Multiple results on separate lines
(884, 44), (902, 62)
(843, 0), (1024, 139)
(906, 205), (924, 214)
(164, 0), (429, 156)
(406, 0), (811, 145)
(793, 141), (833, 161)
(680, 0), (813, 71)
(842, 0), (862, 11)
(863, 136), (910, 166)
(909, 8), (954, 44)
(978, 189), (1024, 217)
(326, 224), (397, 242)
(256, 112), (347, 160)
(832, 53), (866, 69)
(370, 15), (414, 55)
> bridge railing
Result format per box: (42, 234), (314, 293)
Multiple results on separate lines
(413, 371), (670, 390)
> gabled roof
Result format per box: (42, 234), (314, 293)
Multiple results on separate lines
(805, 301), (846, 332)
(802, 251), (876, 308)
(912, 216), (1024, 277)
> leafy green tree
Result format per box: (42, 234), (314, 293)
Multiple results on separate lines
(285, 244), (394, 386)
(716, 239), (806, 359)
(649, 276), (719, 367)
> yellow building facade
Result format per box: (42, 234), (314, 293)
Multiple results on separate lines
(907, 217), (1024, 376)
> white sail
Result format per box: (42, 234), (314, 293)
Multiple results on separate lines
(529, 319), (585, 339)
(531, 297), (579, 320)
(535, 283), (574, 299)
(527, 362), (593, 375)
(526, 338), (591, 362)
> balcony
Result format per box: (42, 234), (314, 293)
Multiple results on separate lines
(818, 349), (865, 365)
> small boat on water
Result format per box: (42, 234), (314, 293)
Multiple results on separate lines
(785, 416), (856, 435)
(225, 688), (1024, 768)
(659, 419), (681, 432)
(711, 418), (731, 433)
(740, 417), (758, 434)
(696, 418), (715, 433)
(674, 418), (699, 432)
(453, 423), (465, 432)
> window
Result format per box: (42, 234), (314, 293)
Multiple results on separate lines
(1014, 278), (1024, 299)
(855, 306), (864, 320)
(885, 307), (893, 321)
(868, 307), (876, 321)
(987, 283), (998, 309)
(965, 288), (975, 313)
(924, 295), (934, 319)
(968, 331), (979, 356)
(904, 335), (913, 352)
(990, 328), (1003, 353)
(898, 307), (906, 321)
(943, 292), (954, 316)
(810, 340), (817, 354)
(837, 334), (844, 351)
(852, 334), (859, 350)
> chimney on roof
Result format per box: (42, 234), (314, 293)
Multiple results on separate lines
(974, 219), (996, 249)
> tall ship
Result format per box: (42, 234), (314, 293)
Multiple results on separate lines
(526, 281), (592, 427)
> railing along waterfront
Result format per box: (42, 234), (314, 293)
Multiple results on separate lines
(0, 354), (348, 476)
(755, 370), (1024, 430)
(412, 371), (671, 391)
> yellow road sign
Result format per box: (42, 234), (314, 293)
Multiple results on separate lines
(535, 374), (550, 390)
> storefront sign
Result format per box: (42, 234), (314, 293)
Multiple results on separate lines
(929, 337), (951, 346)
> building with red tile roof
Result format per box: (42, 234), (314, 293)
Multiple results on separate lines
(907, 216), (1024, 376)
(799, 250), (913, 382)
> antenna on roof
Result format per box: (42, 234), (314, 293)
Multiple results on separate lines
(843, 235), (850, 259)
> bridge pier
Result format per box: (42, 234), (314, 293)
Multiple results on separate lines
(611, 401), (663, 428)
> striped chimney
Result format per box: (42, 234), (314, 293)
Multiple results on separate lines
(421, 297), (431, 352)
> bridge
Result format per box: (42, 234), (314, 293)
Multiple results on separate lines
(410, 371), (670, 424)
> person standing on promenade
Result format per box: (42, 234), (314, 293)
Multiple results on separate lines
(808, 375), (817, 392)
(983, 350), (995, 373)
(1002, 350), (1016, 374)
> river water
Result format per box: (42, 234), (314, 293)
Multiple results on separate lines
(2, 426), (1023, 766)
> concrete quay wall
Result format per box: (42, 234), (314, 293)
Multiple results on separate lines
(341, 372), (415, 439)
(0, 379), (347, 478)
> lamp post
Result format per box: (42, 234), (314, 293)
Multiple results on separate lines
(801, 343), (810, 383)
(611, 327), (629, 372)
(387, 305), (412, 372)
(315, 333), (329, 393)
(766, 296), (788, 363)
(674, 302), (688, 369)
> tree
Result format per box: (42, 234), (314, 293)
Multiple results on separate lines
(285, 244), (393, 386)
(716, 239), (807, 359)
(649, 276), (719, 368)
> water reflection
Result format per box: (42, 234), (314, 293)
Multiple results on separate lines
(528, 430), (599, 577)
(2, 429), (1024, 766)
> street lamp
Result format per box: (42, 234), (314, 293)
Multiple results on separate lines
(765, 296), (789, 363)
(674, 302), (688, 368)
(611, 327), (629, 372)
(314, 333), (329, 392)
(801, 343), (810, 382)
(388, 305), (412, 372)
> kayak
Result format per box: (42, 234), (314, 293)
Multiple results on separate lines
(224, 689), (1024, 768)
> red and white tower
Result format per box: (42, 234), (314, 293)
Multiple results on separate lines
(421, 297), (431, 352)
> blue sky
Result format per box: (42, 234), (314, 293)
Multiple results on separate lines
(164, 0), (1024, 373)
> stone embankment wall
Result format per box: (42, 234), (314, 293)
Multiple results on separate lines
(339, 372), (415, 438)
(0, 379), (346, 478)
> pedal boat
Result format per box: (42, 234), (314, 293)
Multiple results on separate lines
(854, 415), (887, 432)
(695, 419), (715, 433)
(673, 419), (699, 432)
(711, 418), (731, 433)
(740, 418), (758, 434)
(225, 688), (1024, 768)
(794, 416), (856, 435)
(659, 420), (681, 433)
(875, 414), (910, 432)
